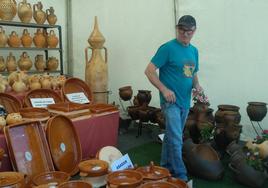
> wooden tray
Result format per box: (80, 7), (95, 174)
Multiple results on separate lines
(47, 102), (90, 113)
(46, 115), (82, 176)
(62, 77), (93, 103)
(4, 121), (55, 179)
(88, 104), (118, 114)
(0, 93), (22, 113)
(20, 107), (50, 121)
(23, 89), (63, 107)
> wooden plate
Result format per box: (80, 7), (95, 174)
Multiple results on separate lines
(88, 104), (118, 114)
(0, 93), (22, 113)
(62, 77), (93, 103)
(58, 180), (92, 188)
(46, 115), (82, 176)
(47, 102), (90, 113)
(23, 89), (63, 107)
(4, 121), (55, 178)
(96, 146), (123, 168)
(20, 107), (50, 120)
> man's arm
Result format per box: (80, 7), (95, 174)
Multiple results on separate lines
(145, 62), (176, 103)
(193, 73), (203, 91)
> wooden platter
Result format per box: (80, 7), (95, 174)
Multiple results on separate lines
(0, 93), (22, 113)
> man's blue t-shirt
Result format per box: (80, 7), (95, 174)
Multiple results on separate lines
(151, 39), (199, 109)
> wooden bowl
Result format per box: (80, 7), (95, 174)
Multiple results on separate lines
(78, 159), (109, 177)
(58, 181), (92, 188)
(20, 107), (50, 121)
(107, 170), (143, 188)
(0, 93), (22, 113)
(32, 171), (70, 186)
(0, 172), (25, 187)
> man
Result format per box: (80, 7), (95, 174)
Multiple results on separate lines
(144, 15), (202, 181)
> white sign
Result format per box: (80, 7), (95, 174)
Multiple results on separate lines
(110, 154), (134, 172)
(158, 133), (165, 142)
(30, 98), (55, 108)
(66, 92), (90, 104)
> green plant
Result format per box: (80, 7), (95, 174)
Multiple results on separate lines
(243, 147), (265, 172)
(200, 126), (214, 143)
(255, 130), (268, 144)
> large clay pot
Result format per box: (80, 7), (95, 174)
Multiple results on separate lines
(0, 26), (8, 47)
(0, 56), (5, 72)
(8, 31), (21, 47)
(18, 51), (32, 71)
(247, 102), (267, 121)
(12, 73), (27, 93)
(18, 0), (32, 23)
(137, 90), (152, 106)
(33, 28), (46, 48)
(40, 74), (51, 89)
(21, 28), (32, 47)
(6, 52), (17, 72)
(223, 111), (241, 125)
(34, 54), (45, 71)
(46, 6), (57, 25)
(33, 1), (46, 24)
(224, 124), (242, 143)
(119, 86), (133, 101)
(47, 56), (59, 71)
(29, 75), (41, 90)
(0, 0), (17, 21)
(47, 30), (58, 48)
(215, 104), (241, 124)
(85, 16), (108, 104)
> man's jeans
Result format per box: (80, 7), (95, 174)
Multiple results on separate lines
(160, 103), (189, 181)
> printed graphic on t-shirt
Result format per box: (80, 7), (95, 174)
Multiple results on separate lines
(183, 63), (195, 77)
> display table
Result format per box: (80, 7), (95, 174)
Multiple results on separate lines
(0, 111), (119, 171)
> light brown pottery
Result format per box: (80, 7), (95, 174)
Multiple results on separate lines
(18, 0), (32, 23)
(8, 71), (28, 86)
(139, 181), (179, 188)
(0, 56), (6, 71)
(96, 146), (123, 169)
(29, 75), (41, 90)
(12, 73), (27, 93)
(34, 54), (46, 71)
(32, 171), (70, 187)
(0, 172), (25, 187)
(79, 159), (108, 177)
(6, 52), (17, 72)
(33, 1), (46, 24)
(0, 116), (6, 131)
(46, 6), (57, 25)
(18, 51), (32, 71)
(57, 75), (66, 88)
(47, 30), (58, 48)
(0, 26), (8, 47)
(21, 28), (32, 47)
(85, 16), (108, 104)
(107, 170), (143, 188)
(0, 92), (22, 113)
(6, 112), (22, 124)
(47, 56), (59, 71)
(0, 0), (17, 21)
(33, 28), (46, 48)
(8, 31), (21, 47)
(40, 74), (51, 89)
(58, 181), (92, 188)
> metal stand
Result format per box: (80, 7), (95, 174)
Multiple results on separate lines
(119, 98), (133, 112)
(250, 121), (264, 136)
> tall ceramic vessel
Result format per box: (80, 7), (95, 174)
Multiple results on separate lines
(0, 0), (17, 21)
(18, 0), (32, 23)
(33, 1), (46, 24)
(85, 16), (108, 104)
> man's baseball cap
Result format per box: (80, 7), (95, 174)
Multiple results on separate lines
(177, 15), (196, 29)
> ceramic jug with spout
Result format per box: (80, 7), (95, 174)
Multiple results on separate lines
(47, 30), (58, 48)
(8, 31), (21, 47)
(34, 54), (45, 71)
(0, 26), (8, 47)
(46, 6), (57, 25)
(21, 28), (32, 47)
(33, 1), (46, 24)
(0, 56), (5, 72)
(6, 52), (17, 72)
(18, 0), (32, 23)
(0, 0), (17, 21)
(18, 52), (32, 71)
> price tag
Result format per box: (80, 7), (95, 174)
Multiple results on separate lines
(110, 154), (134, 172)
(66, 92), (90, 104)
(30, 98), (55, 108)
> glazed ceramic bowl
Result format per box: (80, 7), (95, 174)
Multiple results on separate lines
(107, 170), (143, 188)
(166, 177), (188, 188)
(32, 171), (70, 186)
(0, 172), (25, 188)
(58, 180), (92, 188)
(139, 181), (179, 188)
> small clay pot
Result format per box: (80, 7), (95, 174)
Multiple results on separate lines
(246, 102), (267, 122)
(137, 90), (151, 106)
(119, 86), (133, 101)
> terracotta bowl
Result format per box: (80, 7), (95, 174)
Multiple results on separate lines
(58, 180), (92, 188)
(0, 172), (25, 187)
(139, 181), (179, 188)
(32, 171), (70, 186)
(136, 162), (170, 181)
(0, 93), (22, 113)
(166, 177), (188, 188)
(78, 159), (109, 177)
(107, 170), (143, 188)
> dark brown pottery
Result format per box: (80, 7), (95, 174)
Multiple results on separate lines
(192, 102), (209, 113)
(166, 177), (188, 188)
(127, 106), (141, 120)
(139, 181), (179, 188)
(119, 86), (133, 101)
(223, 111), (241, 125)
(215, 105), (240, 124)
(224, 124), (242, 143)
(246, 102), (267, 121)
(58, 181), (92, 188)
(137, 90), (151, 106)
(226, 141), (244, 156)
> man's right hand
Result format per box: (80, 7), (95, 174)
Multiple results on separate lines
(162, 88), (176, 103)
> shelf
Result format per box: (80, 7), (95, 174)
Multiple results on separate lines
(0, 20), (60, 28)
(0, 70), (62, 75)
(0, 47), (61, 51)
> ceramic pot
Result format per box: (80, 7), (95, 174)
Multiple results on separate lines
(137, 90), (152, 106)
(8, 31), (21, 47)
(140, 181), (179, 188)
(18, 51), (32, 71)
(127, 106), (141, 120)
(246, 102), (267, 121)
(0, 172), (25, 188)
(226, 141), (243, 156)
(58, 181), (92, 188)
(0, 0), (17, 21)
(34, 54), (45, 71)
(215, 104), (241, 124)
(6, 52), (17, 72)
(46, 6), (57, 25)
(223, 111), (241, 125)
(107, 170), (143, 188)
(47, 56), (59, 71)
(12, 73), (27, 93)
(18, 0), (32, 23)
(33, 1), (46, 24)
(6, 112), (23, 124)
(47, 30), (58, 48)
(40, 74), (51, 89)
(0, 26), (8, 47)
(32, 171), (70, 187)
(21, 28), (32, 47)
(0, 56), (5, 71)
(33, 28), (46, 48)
(119, 86), (133, 101)
(224, 124), (242, 143)
(166, 177), (188, 188)
(29, 75), (41, 90)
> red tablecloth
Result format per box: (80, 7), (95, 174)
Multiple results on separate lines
(0, 111), (119, 171)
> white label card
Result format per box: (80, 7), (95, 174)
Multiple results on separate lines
(110, 154), (134, 172)
(66, 92), (90, 104)
(30, 98), (55, 108)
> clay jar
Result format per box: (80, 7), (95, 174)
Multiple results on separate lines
(12, 73), (27, 93)
(18, 52), (32, 71)
(33, 28), (46, 48)
(29, 75), (41, 90)
(246, 102), (267, 121)
(21, 28), (32, 47)
(47, 56), (59, 71)
(0, 0), (17, 21)
(215, 105), (241, 124)
(0, 26), (8, 47)
(33, 1), (46, 24)
(18, 0), (32, 23)
(34, 54), (45, 71)
(46, 6), (57, 25)
(6, 113), (23, 124)
(137, 90), (152, 106)
(0, 56), (5, 72)
(8, 31), (21, 47)
(40, 74), (51, 89)
(119, 86), (133, 101)
(6, 52), (17, 72)
(47, 30), (59, 48)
